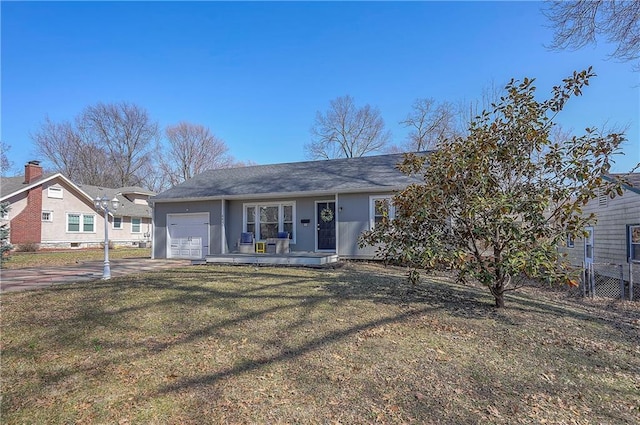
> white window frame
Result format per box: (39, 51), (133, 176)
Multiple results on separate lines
(113, 216), (123, 230)
(48, 186), (63, 199)
(66, 213), (96, 233)
(242, 201), (296, 242)
(629, 224), (640, 263)
(369, 195), (396, 230)
(42, 211), (53, 222)
(131, 217), (142, 234)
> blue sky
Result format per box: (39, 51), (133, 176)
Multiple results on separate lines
(2, 1), (638, 175)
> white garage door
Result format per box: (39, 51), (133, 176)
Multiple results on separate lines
(167, 213), (210, 259)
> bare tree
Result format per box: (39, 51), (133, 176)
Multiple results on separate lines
(79, 102), (158, 187)
(306, 95), (391, 159)
(158, 122), (235, 188)
(32, 103), (159, 188)
(400, 98), (459, 151)
(1, 141), (14, 176)
(544, 1), (640, 69)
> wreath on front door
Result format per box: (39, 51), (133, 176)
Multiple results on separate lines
(320, 207), (334, 222)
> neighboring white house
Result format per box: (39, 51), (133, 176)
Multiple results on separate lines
(561, 173), (640, 281)
(0, 161), (154, 249)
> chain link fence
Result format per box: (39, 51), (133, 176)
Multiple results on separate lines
(582, 261), (638, 301)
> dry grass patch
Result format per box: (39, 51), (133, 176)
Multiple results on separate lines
(1, 262), (639, 424)
(2, 247), (151, 269)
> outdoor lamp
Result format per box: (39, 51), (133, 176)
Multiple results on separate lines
(94, 195), (120, 279)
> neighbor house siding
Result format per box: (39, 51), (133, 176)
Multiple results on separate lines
(561, 188), (640, 281)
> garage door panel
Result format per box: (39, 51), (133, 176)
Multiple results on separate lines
(167, 213), (209, 259)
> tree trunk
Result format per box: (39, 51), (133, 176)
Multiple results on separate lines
(492, 281), (505, 308)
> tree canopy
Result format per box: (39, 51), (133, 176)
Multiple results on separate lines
(360, 68), (628, 308)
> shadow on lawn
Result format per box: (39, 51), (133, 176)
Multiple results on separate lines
(2, 263), (638, 422)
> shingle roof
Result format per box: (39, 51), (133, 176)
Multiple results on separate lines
(608, 173), (640, 195)
(0, 173), (57, 198)
(152, 153), (426, 201)
(77, 184), (154, 218)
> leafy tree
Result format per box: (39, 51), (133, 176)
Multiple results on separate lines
(360, 68), (627, 308)
(544, 1), (640, 69)
(0, 202), (12, 267)
(32, 102), (159, 188)
(158, 122), (235, 189)
(306, 95), (391, 159)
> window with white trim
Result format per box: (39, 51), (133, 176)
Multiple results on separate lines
(370, 196), (396, 229)
(131, 217), (141, 233)
(48, 187), (63, 199)
(243, 202), (295, 241)
(42, 211), (53, 222)
(629, 225), (640, 262)
(67, 213), (95, 233)
(113, 217), (122, 229)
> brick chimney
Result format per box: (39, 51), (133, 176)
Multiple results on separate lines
(24, 160), (43, 184)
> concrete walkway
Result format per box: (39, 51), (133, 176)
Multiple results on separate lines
(0, 258), (192, 293)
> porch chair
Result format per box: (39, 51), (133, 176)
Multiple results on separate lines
(266, 232), (290, 254)
(238, 232), (255, 254)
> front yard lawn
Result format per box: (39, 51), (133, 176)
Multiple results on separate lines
(2, 247), (151, 269)
(1, 263), (639, 424)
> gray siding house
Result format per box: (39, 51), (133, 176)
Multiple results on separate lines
(150, 153), (422, 260)
(561, 173), (640, 281)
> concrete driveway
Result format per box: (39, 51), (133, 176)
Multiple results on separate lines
(0, 258), (192, 293)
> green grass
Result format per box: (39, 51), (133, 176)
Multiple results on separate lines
(1, 262), (639, 424)
(2, 247), (151, 269)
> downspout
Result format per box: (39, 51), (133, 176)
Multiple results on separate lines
(221, 199), (226, 254)
(335, 193), (339, 256)
(149, 200), (155, 259)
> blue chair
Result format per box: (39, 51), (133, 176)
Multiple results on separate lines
(238, 232), (255, 253)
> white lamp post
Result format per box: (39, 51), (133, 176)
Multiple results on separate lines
(94, 195), (120, 279)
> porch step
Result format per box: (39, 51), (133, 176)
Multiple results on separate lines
(194, 252), (339, 267)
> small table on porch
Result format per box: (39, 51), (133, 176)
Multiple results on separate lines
(255, 241), (266, 253)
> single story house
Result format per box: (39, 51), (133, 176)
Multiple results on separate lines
(0, 161), (154, 249)
(561, 173), (640, 281)
(150, 153), (423, 260)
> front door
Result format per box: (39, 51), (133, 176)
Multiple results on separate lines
(316, 201), (336, 251)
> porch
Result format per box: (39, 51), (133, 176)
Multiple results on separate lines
(193, 251), (339, 267)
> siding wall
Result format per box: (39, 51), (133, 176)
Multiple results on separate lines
(337, 193), (386, 259)
(153, 200), (221, 258)
(560, 188), (640, 280)
(153, 191), (394, 259)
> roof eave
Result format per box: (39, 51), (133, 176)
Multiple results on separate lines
(151, 185), (409, 204)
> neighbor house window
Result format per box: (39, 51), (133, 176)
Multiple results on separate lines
(370, 196), (396, 229)
(243, 202), (295, 241)
(67, 213), (95, 233)
(629, 225), (640, 262)
(131, 217), (141, 233)
(113, 217), (122, 229)
(566, 233), (575, 248)
(42, 211), (53, 222)
(48, 187), (63, 199)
